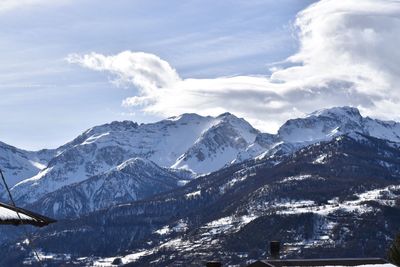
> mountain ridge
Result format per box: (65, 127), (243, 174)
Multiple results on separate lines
(2, 106), (400, 213)
(9, 112), (261, 204)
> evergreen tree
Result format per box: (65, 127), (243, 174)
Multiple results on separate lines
(389, 234), (400, 266)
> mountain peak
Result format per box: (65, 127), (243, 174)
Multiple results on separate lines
(278, 106), (364, 143)
(309, 106), (362, 120)
(88, 120), (138, 133)
(166, 113), (207, 122)
(216, 112), (255, 129)
(116, 157), (156, 171)
(217, 112), (234, 118)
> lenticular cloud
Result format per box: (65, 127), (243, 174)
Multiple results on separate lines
(67, 0), (400, 133)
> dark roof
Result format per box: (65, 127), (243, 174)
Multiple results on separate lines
(248, 258), (393, 267)
(0, 201), (57, 227)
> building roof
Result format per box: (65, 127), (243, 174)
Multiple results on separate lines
(0, 201), (56, 227)
(247, 258), (395, 267)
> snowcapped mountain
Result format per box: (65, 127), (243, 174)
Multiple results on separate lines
(28, 158), (185, 218)
(278, 106), (400, 143)
(10, 112), (261, 204)
(4, 106), (400, 210)
(172, 113), (260, 173)
(0, 141), (54, 187)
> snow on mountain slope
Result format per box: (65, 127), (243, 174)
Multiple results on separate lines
(234, 132), (278, 163)
(172, 113), (260, 173)
(29, 158), (183, 218)
(0, 141), (54, 187)
(363, 117), (400, 142)
(67, 114), (219, 167)
(277, 106), (400, 143)
(278, 107), (364, 143)
(10, 113), (259, 204)
(8, 106), (400, 206)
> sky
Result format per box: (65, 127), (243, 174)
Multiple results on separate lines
(1, 0), (400, 150)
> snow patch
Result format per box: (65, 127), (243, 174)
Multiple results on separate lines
(313, 154), (327, 164)
(185, 190), (201, 199)
(279, 174), (315, 183)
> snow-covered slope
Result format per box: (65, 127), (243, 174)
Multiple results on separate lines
(29, 158), (183, 218)
(10, 113), (261, 204)
(172, 113), (260, 173)
(0, 141), (54, 187)
(278, 106), (400, 143)
(7, 106), (400, 206)
(234, 132), (278, 163)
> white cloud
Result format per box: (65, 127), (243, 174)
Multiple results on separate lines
(66, 52), (180, 94)
(67, 0), (400, 133)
